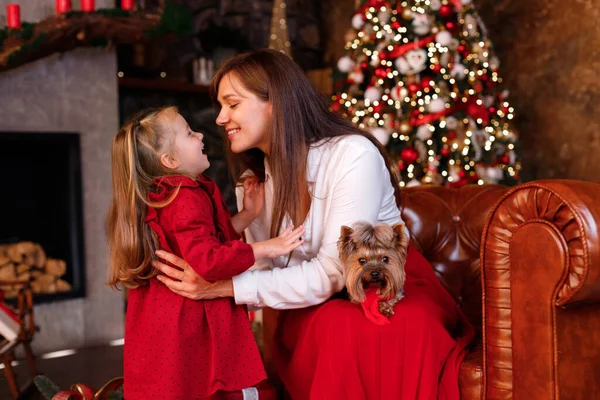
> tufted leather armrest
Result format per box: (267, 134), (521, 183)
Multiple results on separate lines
(481, 179), (600, 399)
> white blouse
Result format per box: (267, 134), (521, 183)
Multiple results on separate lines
(233, 135), (403, 309)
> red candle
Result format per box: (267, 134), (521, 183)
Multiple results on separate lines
(121, 0), (134, 10)
(81, 0), (95, 12)
(55, 0), (72, 13)
(6, 4), (21, 29)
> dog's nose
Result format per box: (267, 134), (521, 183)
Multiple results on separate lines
(370, 270), (380, 279)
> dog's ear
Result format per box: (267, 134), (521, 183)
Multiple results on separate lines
(392, 222), (410, 249)
(337, 225), (355, 260)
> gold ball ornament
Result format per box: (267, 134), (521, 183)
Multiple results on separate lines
(399, 120), (411, 133)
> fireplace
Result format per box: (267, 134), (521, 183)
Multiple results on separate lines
(0, 132), (85, 302)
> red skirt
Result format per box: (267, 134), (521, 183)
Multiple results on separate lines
(275, 246), (474, 400)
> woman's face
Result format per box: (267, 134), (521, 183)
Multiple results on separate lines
(215, 73), (272, 154)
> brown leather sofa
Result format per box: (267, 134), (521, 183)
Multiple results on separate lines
(262, 179), (600, 399)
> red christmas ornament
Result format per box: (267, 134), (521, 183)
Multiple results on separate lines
(432, 63), (442, 73)
(331, 102), (341, 112)
(439, 4), (454, 18)
(459, 170), (466, 178)
(467, 102), (490, 124)
(375, 68), (388, 78)
(421, 77), (434, 89)
(501, 155), (510, 164)
(447, 131), (457, 140)
(408, 83), (420, 94)
(361, 62), (368, 69)
(391, 21), (401, 30)
(445, 21), (457, 32)
(480, 73), (489, 81)
(458, 44), (466, 54)
(372, 103), (384, 113)
(441, 147), (451, 157)
(401, 147), (419, 165)
(488, 107), (496, 114)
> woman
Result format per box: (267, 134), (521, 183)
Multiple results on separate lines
(153, 49), (474, 399)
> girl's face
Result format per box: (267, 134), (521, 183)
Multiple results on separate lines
(215, 73), (272, 154)
(161, 111), (210, 178)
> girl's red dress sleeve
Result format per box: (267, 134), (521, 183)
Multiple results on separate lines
(161, 186), (255, 282)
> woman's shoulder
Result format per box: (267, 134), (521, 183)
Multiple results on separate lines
(314, 134), (380, 157)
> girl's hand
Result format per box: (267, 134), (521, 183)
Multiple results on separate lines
(242, 177), (264, 219)
(251, 225), (305, 260)
(152, 250), (233, 300)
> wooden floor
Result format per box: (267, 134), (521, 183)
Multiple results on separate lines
(0, 344), (123, 399)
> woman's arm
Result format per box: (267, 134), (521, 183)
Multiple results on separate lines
(232, 146), (390, 309)
(153, 140), (397, 306)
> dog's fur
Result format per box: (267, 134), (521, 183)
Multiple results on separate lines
(337, 221), (409, 317)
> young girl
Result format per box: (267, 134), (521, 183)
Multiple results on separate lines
(106, 106), (304, 399)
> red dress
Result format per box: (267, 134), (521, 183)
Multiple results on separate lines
(124, 175), (267, 399)
(276, 246), (474, 400)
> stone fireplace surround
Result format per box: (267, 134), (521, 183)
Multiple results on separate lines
(0, 0), (124, 353)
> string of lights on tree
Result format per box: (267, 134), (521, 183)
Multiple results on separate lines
(332, 0), (521, 187)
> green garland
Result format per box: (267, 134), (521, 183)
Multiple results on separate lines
(1, 0), (193, 68)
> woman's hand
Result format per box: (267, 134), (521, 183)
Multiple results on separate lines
(153, 250), (234, 300)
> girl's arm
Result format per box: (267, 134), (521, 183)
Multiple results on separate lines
(165, 188), (256, 282)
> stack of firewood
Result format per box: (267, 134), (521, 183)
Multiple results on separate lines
(0, 242), (71, 298)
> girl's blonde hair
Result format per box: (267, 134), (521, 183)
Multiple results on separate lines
(107, 106), (180, 289)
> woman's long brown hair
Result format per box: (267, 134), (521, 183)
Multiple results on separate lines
(106, 106), (180, 289)
(210, 49), (401, 239)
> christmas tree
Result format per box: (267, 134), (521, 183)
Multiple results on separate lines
(332, 0), (521, 187)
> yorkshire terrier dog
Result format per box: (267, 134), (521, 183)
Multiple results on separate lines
(338, 221), (410, 317)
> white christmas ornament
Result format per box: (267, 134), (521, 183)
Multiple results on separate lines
(348, 71), (364, 84)
(484, 95), (495, 108)
(378, 9), (391, 23)
(352, 13), (365, 30)
(446, 116), (459, 129)
(416, 125), (432, 141)
(394, 57), (411, 74)
(451, 63), (466, 79)
(412, 13), (431, 36)
(371, 127), (390, 146)
(435, 31), (453, 47)
(486, 167), (504, 182)
(390, 85), (408, 101)
(464, 14), (478, 37)
(337, 56), (355, 73)
(405, 49), (428, 73)
(370, 54), (381, 67)
(428, 98), (446, 113)
(489, 56), (500, 70)
(430, 0), (442, 11)
(364, 86), (382, 102)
